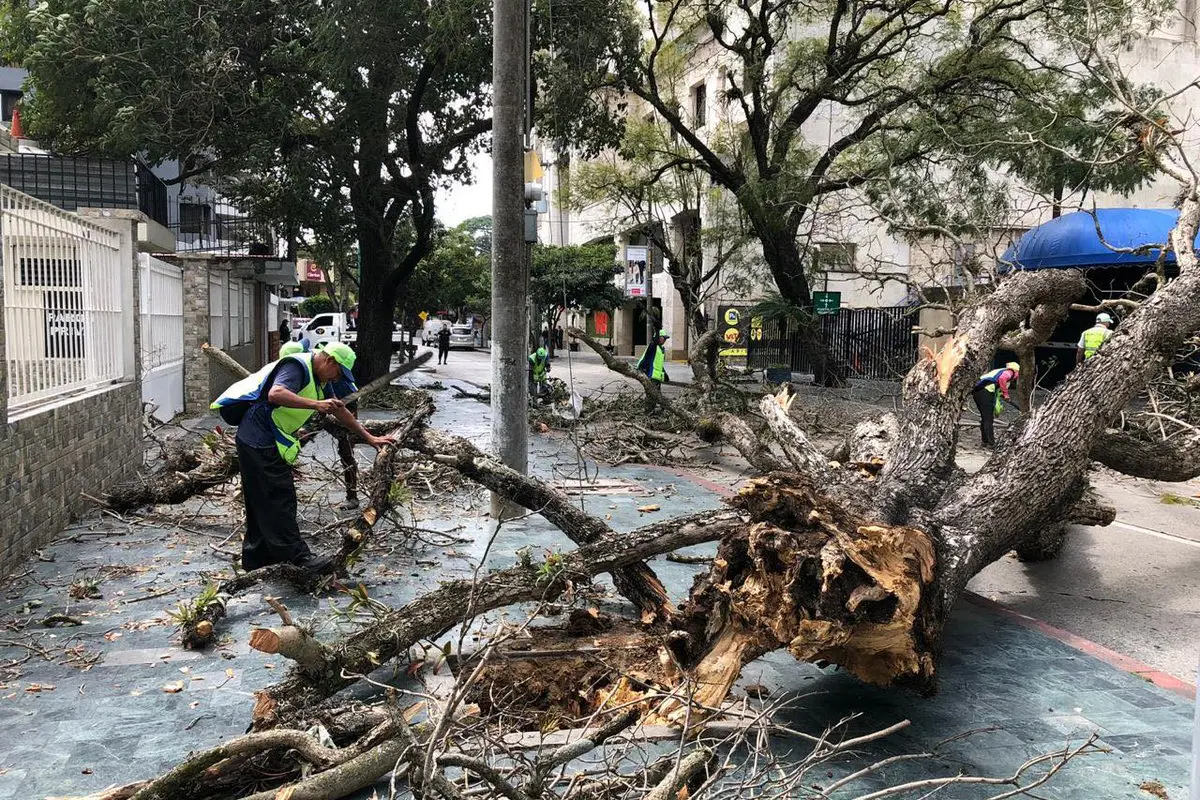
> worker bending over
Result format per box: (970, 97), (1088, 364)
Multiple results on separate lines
(972, 362), (1020, 447)
(528, 346), (550, 403)
(212, 342), (393, 575)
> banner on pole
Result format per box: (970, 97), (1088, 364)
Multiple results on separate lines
(624, 246), (648, 297)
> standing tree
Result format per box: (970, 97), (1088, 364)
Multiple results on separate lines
(3, 0), (495, 381)
(530, 243), (624, 357)
(569, 117), (760, 380)
(539, 0), (1166, 382)
(401, 221), (491, 325)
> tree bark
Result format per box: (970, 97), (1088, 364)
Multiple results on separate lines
(1091, 430), (1200, 481)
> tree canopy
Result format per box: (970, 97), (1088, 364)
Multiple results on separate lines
(401, 222), (491, 323)
(530, 243), (623, 351)
(3, 0), (495, 380)
(545, 0), (1169, 314)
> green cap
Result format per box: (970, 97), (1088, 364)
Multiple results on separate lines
(536, 347), (547, 358)
(316, 341), (357, 387)
(279, 340), (306, 357)
(658, 329), (670, 339)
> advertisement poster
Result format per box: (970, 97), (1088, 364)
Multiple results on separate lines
(591, 310), (610, 337)
(624, 246), (648, 297)
(718, 305), (748, 357)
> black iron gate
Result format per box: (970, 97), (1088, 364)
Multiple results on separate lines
(747, 306), (918, 382)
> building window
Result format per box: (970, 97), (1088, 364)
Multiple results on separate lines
(816, 242), (856, 273)
(180, 202), (212, 235)
(692, 83), (707, 128)
(1, 91), (21, 124)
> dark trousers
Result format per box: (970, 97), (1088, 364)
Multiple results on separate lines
(237, 440), (312, 571)
(334, 429), (358, 503)
(438, 344), (449, 364)
(972, 386), (996, 446)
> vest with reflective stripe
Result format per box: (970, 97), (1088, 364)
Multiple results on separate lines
(975, 367), (1014, 414)
(210, 353), (323, 464)
(650, 346), (665, 381)
(529, 353), (548, 382)
(1081, 326), (1110, 359)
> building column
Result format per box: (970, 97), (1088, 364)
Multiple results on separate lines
(182, 266), (212, 414)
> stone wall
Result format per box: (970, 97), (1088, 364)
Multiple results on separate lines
(0, 383), (142, 577)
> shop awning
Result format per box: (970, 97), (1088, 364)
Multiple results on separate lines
(1000, 208), (1198, 271)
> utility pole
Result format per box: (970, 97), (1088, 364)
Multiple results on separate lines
(490, 0), (529, 518)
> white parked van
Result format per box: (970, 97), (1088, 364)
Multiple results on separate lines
(296, 313), (405, 352)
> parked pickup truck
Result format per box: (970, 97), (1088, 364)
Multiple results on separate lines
(292, 313), (407, 352)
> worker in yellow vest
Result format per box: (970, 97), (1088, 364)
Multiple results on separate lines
(971, 362), (1020, 447)
(1076, 313), (1114, 364)
(211, 342), (393, 574)
(637, 330), (670, 385)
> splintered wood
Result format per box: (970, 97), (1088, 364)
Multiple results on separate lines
(657, 475), (937, 722)
(924, 335), (968, 395)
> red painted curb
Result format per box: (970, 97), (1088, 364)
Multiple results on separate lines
(964, 592), (1196, 700)
(641, 464), (738, 497)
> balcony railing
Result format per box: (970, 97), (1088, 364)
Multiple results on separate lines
(0, 153), (169, 227)
(167, 213), (282, 256)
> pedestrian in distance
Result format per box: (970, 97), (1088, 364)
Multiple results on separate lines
(211, 341), (394, 575)
(528, 346), (550, 403)
(279, 316), (291, 342)
(437, 323), (451, 365)
(637, 329), (671, 387)
(971, 361), (1020, 447)
(1077, 312), (1114, 364)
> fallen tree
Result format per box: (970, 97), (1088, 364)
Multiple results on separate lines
(88, 152), (1200, 800)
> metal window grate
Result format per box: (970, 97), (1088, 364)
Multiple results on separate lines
(2, 184), (128, 414)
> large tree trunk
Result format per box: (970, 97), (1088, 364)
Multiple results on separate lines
(354, 236), (398, 385)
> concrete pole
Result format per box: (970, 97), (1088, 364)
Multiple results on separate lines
(490, 0), (529, 517)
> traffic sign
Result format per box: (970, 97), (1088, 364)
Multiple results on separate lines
(813, 291), (841, 315)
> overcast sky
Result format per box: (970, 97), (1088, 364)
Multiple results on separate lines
(435, 150), (494, 226)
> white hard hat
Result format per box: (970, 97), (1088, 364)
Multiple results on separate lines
(1096, 313), (1113, 324)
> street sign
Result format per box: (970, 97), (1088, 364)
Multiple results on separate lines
(718, 305), (748, 357)
(813, 291), (841, 315)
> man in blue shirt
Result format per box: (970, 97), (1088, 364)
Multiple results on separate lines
(215, 343), (392, 574)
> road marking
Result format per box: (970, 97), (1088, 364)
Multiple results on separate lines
(1109, 520), (1200, 550)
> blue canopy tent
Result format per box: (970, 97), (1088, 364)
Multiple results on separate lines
(1000, 208), (1196, 271)
(995, 208), (1198, 388)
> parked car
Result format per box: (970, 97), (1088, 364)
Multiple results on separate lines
(421, 318), (453, 345)
(296, 312), (406, 352)
(448, 325), (474, 349)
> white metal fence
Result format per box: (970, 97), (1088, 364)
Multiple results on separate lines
(139, 254), (184, 421)
(1, 185), (129, 415)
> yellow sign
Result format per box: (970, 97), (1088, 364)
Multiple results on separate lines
(524, 151), (543, 183)
(418, 311), (429, 322)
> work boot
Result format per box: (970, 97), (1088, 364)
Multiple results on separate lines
(291, 551), (335, 575)
(339, 496), (360, 511)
